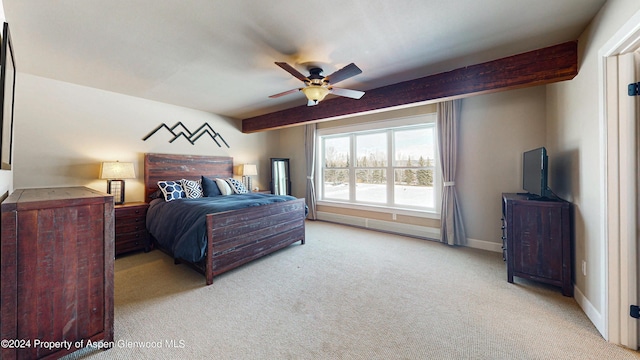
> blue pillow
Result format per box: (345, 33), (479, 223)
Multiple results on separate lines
(201, 176), (222, 197)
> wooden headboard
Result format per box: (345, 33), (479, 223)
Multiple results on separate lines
(144, 153), (233, 202)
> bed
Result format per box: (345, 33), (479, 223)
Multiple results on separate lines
(144, 153), (306, 285)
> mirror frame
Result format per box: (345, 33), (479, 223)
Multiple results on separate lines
(0, 22), (15, 170)
(270, 158), (291, 195)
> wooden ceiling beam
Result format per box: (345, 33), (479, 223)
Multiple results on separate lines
(242, 41), (578, 133)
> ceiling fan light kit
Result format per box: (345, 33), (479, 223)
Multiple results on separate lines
(301, 86), (329, 104)
(270, 62), (365, 106)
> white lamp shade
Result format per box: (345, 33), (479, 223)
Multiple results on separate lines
(241, 164), (257, 176)
(100, 161), (136, 179)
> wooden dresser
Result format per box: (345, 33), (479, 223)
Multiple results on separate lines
(1, 187), (115, 359)
(501, 193), (572, 296)
(115, 202), (150, 256)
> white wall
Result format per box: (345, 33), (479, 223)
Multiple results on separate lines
(458, 86), (547, 244)
(274, 126), (306, 199)
(0, 168), (10, 198)
(546, 0), (640, 335)
(13, 73), (277, 201)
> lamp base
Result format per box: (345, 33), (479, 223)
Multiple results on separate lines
(243, 176), (252, 192)
(107, 179), (125, 205)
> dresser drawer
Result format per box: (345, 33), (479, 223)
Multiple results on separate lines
(500, 217), (507, 261)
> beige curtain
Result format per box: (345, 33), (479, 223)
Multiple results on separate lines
(305, 123), (317, 220)
(437, 100), (466, 245)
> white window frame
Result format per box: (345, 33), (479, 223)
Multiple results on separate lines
(316, 114), (441, 219)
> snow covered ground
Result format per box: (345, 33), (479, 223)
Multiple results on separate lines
(323, 183), (434, 207)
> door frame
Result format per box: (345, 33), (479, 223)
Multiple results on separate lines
(599, 8), (640, 348)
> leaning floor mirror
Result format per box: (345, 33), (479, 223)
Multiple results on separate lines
(270, 158), (291, 195)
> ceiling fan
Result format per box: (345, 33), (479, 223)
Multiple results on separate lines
(269, 62), (365, 106)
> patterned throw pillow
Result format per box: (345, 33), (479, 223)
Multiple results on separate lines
(225, 178), (249, 194)
(215, 178), (234, 195)
(181, 178), (203, 199)
(157, 180), (186, 202)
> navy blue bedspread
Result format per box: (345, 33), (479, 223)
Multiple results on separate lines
(146, 193), (301, 263)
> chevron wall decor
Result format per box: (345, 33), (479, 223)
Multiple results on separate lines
(143, 122), (230, 148)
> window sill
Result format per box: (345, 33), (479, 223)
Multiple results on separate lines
(317, 200), (440, 220)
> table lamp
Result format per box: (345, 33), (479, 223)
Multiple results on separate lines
(241, 164), (257, 191)
(100, 161), (135, 204)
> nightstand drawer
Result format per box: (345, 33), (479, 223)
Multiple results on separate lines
(116, 230), (148, 242)
(116, 206), (148, 218)
(115, 215), (146, 230)
(116, 222), (146, 235)
(115, 231), (149, 253)
(116, 236), (148, 254)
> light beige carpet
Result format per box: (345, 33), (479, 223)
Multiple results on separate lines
(64, 221), (640, 359)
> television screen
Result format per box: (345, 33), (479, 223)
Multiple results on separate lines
(522, 147), (548, 198)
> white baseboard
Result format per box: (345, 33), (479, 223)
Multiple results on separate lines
(574, 285), (606, 338)
(316, 212), (503, 253)
(466, 238), (502, 253)
(317, 211), (440, 239)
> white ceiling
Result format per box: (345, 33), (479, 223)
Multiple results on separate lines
(4, 0), (606, 120)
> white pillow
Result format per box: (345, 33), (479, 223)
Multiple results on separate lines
(215, 178), (234, 195)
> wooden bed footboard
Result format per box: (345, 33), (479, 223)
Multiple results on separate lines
(203, 198), (306, 285)
(144, 153), (306, 285)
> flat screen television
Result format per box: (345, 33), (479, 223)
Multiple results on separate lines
(522, 147), (549, 199)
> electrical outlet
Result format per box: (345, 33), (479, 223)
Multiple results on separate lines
(392, 213), (397, 220)
(582, 260), (587, 276)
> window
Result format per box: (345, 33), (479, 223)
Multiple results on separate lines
(318, 114), (440, 215)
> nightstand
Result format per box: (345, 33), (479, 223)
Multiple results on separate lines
(114, 202), (150, 256)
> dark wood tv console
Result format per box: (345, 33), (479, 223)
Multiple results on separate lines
(501, 193), (573, 296)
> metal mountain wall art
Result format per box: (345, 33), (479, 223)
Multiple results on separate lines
(143, 122), (230, 148)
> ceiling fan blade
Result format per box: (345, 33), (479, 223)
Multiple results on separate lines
(330, 87), (365, 99)
(268, 88), (301, 98)
(275, 62), (308, 82)
(325, 63), (362, 84)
